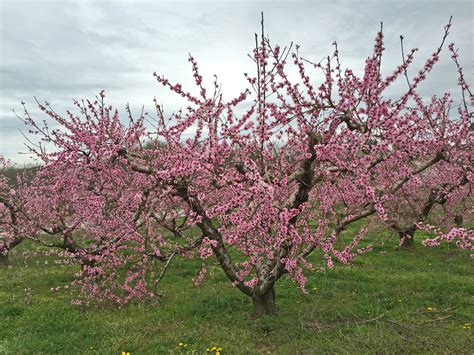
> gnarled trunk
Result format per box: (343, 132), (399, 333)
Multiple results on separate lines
(399, 226), (416, 248)
(0, 252), (10, 266)
(252, 285), (276, 318)
(0, 238), (23, 266)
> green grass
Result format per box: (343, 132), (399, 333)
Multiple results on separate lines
(0, 228), (472, 354)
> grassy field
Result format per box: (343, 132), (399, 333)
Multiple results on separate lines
(0, 226), (472, 354)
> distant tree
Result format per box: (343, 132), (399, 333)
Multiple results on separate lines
(387, 161), (472, 248)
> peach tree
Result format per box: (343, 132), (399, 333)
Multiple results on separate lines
(3, 18), (472, 316)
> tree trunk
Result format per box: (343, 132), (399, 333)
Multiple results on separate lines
(454, 215), (463, 227)
(252, 285), (276, 318)
(399, 226), (416, 248)
(0, 238), (24, 266)
(80, 258), (96, 271)
(0, 252), (10, 266)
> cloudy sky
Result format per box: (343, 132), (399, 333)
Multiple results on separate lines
(0, 0), (472, 164)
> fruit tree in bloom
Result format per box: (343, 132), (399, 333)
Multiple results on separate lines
(3, 16), (472, 316)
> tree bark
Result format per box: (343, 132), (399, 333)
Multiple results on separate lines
(0, 252), (10, 266)
(399, 226), (416, 248)
(252, 285), (276, 318)
(0, 238), (24, 266)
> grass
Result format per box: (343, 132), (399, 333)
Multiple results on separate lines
(0, 226), (472, 354)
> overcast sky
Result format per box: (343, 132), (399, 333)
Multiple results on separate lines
(0, 0), (472, 164)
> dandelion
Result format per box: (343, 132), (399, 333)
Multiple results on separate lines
(463, 323), (471, 330)
(427, 307), (433, 311)
(206, 346), (222, 353)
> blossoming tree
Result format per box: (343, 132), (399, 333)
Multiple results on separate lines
(5, 17), (472, 316)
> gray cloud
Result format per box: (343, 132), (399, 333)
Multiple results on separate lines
(1, 0), (472, 163)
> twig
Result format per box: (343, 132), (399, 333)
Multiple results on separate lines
(422, 315), (453, 323)
(387, 319), (453, 351)
(399, 35), (412, 90)
(153, 251), (176, 294)
(387, 319), (411, 331)
(305, 313), (385, 330)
